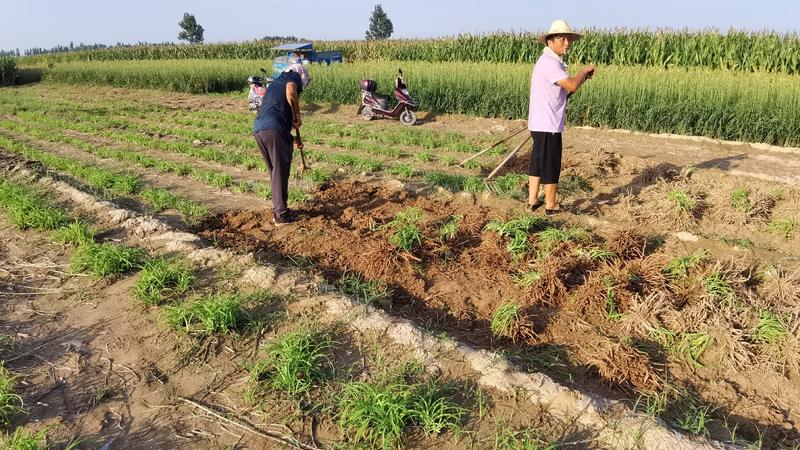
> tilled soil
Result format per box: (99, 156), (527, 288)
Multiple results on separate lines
(200, 179), (800, 446)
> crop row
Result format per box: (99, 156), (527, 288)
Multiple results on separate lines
(17, 30), (800, 74)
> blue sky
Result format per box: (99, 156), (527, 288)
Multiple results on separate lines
(2, 0), (798, 51)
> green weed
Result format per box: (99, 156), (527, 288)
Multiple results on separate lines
(338, 378), (464, 449)
(490, 173), (527, 197)
(387, 164), (414, 178)
(1, 428), (47, 450)
(663, 251), (707, 280)
(164, 293), (248, 335)
(768, 216), (796, 239)
(751, 309), (787, 344)
(719, 235), (754, 249)
(133, 258), (195, 305)
(71, 242), (145, 278)
(677, 401), (714, 436)
(52, 221), (96, 246)
(702, 272), (737, 306)
(437, 215), (462, 242)
(0, 178), (68, 230)
(494, 425), (556, 450)
(0, 363), (24, 426)
(415, 151), (433, 163)
(668, 189), (694, 213)
(730, 188), (752, 212)
(513, 271), (541, 288)
(440, 156), (456, 166)
(304, 167), (332, 185)
(491, 301), (524, 339)
(386, 207), (423, 252)
(338, 272), (392, 304)
(559, 174), (593, 197)
(288, 188), (310, 204)
(249, 329), (332, 397)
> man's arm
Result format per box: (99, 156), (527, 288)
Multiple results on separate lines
(286, 81), (301, 129)
(556, 66), (596, 94)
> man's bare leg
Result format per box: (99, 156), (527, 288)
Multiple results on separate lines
(528, 176), (541, 205)
(544, 183), (558, 210)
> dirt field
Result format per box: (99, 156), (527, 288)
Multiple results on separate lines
(1, 84), (799, 449)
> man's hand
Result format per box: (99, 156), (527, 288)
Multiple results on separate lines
(294, 135), (304, 150)
(292, 117), (302, 129)
(582, 66), (596, 80)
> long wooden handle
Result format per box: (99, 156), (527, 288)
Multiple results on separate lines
(485, 134), (532, 180)
(294, 128), (308, 170)
(459, 126), (527, 166)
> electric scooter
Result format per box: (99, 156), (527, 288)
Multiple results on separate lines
(357, 69), (419, 126)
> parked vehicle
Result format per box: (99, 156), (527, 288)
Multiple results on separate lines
(358, 69), (419, 126)
(270, 42), (343, 75)
(246, 69), (274, 112)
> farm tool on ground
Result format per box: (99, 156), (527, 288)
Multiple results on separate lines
(459, 126), (528, 166)
(357, 68), (419, 126)
(486, 133), (532, 180)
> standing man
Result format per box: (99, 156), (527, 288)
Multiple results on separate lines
(253, 63), (311, 226)
(528, 19), (595, 215)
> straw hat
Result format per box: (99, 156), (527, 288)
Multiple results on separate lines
(538, 19), (582, 44)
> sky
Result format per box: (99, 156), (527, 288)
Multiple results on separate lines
(2, 0), (799, 51)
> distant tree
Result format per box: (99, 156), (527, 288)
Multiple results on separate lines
(365, 4), (393, 40)
(178, 13), (204, 44)
(15, 48), (20, 57)
(261, 35), (305, 42)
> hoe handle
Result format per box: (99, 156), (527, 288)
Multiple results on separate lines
(294, 128), (308, 172)
(460, 126), (527, 166)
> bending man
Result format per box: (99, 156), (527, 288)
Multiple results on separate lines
(253, 63), (311, 226)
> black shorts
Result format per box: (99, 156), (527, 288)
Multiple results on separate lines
(527, 131), (562, 184)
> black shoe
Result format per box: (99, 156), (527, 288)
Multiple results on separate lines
(527, 200), (544, 211)
(273, 211), (299, 227)
(545, 208), (562, 216)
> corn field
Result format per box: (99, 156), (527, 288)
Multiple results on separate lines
(36, 59), (800, 147)
(0, 56), (15, 86)
(17, 30), (800, 74)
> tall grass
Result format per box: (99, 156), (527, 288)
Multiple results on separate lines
(34, 60), (800, 146)
(19, 31), (800, 75)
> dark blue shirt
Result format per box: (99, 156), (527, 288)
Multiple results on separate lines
(253, 70), (303, 135)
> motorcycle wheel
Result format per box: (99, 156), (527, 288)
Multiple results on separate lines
(361, 106), (374, 121)
(399, 108), (417, 126)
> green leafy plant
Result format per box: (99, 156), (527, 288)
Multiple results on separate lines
(730, 188), (752, 212)
(249, 329), (332, 397)
(437, 215), (462, 242)
(513, 271), (541, 288)
(0, 363), (24, 426)
(0, 178), (68, 231)
(164, 293), (247, 335)
(558, 174), (593, 197)
(133, 258), (195, 305)
(663, 251), (707, 280)
(1, 427), (48, 450)
(751, 309), (787, 344)
(491, 300), (527, 340)
(52, 221), (97, 246)
(338, 272), (392, 304)
(702, 272), (737, 306)
(385, 207), (424, 252)
(387, 164), (414, 178)
(668, 189), (694, 213)
(494, 425), (556, 450)
(71, 242), (145, 278)
(768, 216), (796, 239)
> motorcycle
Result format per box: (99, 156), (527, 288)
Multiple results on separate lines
(247, 68), (274, 112)
(357, 69), (419, 126)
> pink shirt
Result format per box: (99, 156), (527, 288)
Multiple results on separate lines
(527, 49), (569, 133)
